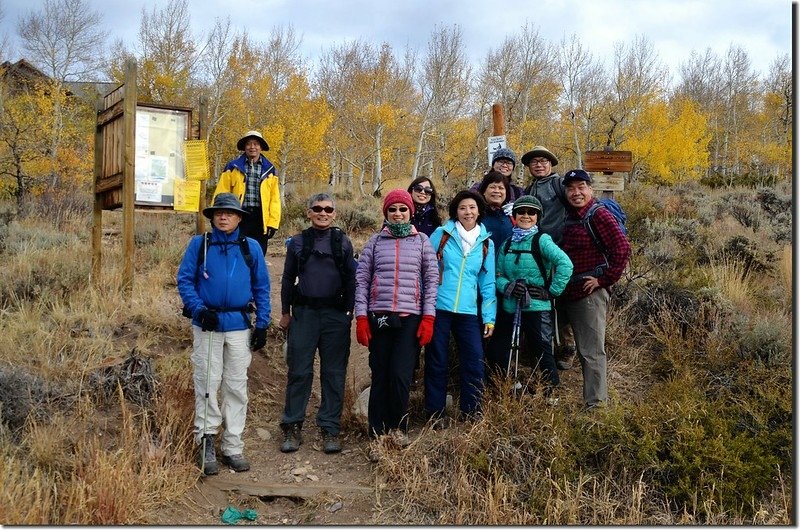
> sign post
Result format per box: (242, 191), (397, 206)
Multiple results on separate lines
(584, 149), (632, 197)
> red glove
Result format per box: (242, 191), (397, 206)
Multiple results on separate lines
(416, 315), (435, 346)
(356, 316), (372, 347)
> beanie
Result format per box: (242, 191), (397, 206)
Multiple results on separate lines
(512, 195), (543, 214)
(491, 147), (517, 167)
(383, 189), (415, 217)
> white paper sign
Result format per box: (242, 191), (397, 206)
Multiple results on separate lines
(487, 135), (507, 166)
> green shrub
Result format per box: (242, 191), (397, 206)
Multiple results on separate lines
(737, 315), (791, 366)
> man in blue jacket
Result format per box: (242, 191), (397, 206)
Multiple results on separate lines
(177, 193), (271, 475)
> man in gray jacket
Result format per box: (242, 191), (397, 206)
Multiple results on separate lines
(278, 193), (356, 454)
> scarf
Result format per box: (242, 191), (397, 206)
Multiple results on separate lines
(511, 225), (538, 242)
(455, 221), (480, 254)
(386, 221), (412, 238)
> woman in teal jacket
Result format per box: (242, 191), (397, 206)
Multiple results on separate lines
(425, 190), (497, 422)
(486, 195), (573, 393)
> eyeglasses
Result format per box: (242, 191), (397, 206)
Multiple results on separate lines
(412, 184), (433, 195)
(514, 207), (539, 216)
(494, 159), (514, 167)
(387, 206), (409, 213)
(310, 205), (335, 213)
(528, 158), (550, 166)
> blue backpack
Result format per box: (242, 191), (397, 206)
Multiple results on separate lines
(566, 198), (628, 256)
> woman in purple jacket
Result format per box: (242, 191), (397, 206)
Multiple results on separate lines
(355, 189), (439, 451)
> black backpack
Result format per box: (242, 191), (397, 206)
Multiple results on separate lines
(297, 226), (348, 282)
(501, 232), (550, 290)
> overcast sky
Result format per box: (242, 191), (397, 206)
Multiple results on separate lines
(0, 0), (792, 82)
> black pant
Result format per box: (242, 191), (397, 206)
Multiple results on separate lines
(485, 308), (559, 388)
(240, 206), (268, 255)
(281, 306), (351, 434)
(367, 314), (420, 436)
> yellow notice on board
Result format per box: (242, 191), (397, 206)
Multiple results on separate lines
(184, 139), (210, 181)
(173, 179), (201, 212)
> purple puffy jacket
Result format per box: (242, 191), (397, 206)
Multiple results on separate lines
(354, 227), (438, 317)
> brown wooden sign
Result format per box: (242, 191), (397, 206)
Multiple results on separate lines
(584, 150), (632, 173)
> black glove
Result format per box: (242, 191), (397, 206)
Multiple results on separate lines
(250, 327), (267, 351)
(511, 280), (527, 299)
(198, 309), (219, 332)
(265, 227), (277, 240)
(527, 285), (552, 301)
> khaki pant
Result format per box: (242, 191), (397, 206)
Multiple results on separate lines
(191, 327), (252, 456)
(559, 289), (610, 407)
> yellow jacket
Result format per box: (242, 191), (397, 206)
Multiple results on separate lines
(213, 154), (281, 232)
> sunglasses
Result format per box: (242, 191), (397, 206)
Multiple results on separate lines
(387, 206), (410, 213)
(514, 207), (539, 216)
(310, 205), (335, 213)
(412, 184), (433, 195)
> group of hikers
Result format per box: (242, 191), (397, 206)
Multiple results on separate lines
(177, 131), (631, 475)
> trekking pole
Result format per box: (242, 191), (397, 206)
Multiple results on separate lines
(201, 330), (213, 476)
(507, 299), (523, 398)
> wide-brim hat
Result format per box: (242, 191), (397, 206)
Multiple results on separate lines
(521, 145), (558, 167)
(203, 192), (249, 219)
(237, 130), (269, 151)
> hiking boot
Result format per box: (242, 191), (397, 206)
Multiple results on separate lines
(198, 434), (218, 475)
(220, 453), (250, 472)
(321, 429), (342, 454)
(556, 345), (576, 370)
(280, 422), (303, 453)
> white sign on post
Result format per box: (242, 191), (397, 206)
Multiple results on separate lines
(487, 135), (506, 166)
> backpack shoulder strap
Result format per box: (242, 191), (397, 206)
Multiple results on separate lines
(582, 203), (607, 255)
(330, 227), (346, 280)
(435, 231), (451, 262)
(529, 232), (550, 289)
(298, 227), (315, 274)
(480, 238), (489, 272)
(237, 235), (255, 270)
(195, 232), (211, 273)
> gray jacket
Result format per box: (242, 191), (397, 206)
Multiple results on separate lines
(524, 172), (567, 245)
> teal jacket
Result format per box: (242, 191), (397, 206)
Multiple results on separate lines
(429, 220), (497, 325)
(495, 231), (573, 313)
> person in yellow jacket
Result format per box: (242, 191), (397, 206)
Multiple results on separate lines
(213, 130), (281, 255)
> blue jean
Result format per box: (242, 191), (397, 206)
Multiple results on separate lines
(424, 310), (485, 416)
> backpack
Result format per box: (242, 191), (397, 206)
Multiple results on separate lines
(501, 232), (550, 290)
(566, 198), (627, 256)
(297, 226), (349, 284)
(181, 233), (256, 318)
(435, 231), (490, 285)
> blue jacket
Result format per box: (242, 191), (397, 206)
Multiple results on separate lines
(177, 227), (271, 331)
(481, 205), (514, 253)
(429, 220), (497, 325)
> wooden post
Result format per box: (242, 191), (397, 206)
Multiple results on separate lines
(121, 59), (137, 291)
(491, 103), (504, 136)
(91, 96), (104, 286)
(196, 96), (208, 234)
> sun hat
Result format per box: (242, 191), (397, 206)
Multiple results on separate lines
(236, 130), (269, 151)
(203, 192), (249, 219)
(521, 145), (558, 167)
